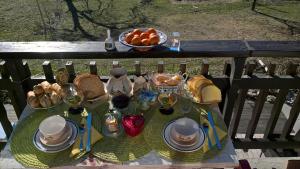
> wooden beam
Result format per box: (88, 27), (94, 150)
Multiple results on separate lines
(135, 61), (141, 76)
(223, 57), (246, 127)
(0, 103), (13, 139)
(233, 138), (300, 149)
(264, 89), (289, 139)
(201, 59), (209, 76)
(158, 61), (164, 73)
(235, 76), (300, 89)
(264, 63), (293, 139)
(42, 60), (55, 82)
(0, 40), (249, 59)
(245, 90), (268, 139)
(281, 93), (300, 139)
(65, 61), (76, 83)
(89, 61), (98, 75)
(179, 62), (186, 74)
(229, 61), (256, 138)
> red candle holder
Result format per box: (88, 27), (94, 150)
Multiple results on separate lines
(122, 115), (145, 137)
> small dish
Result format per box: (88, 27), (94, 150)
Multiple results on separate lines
(162, 120), (205, 152)
(33, 120), (78, 153)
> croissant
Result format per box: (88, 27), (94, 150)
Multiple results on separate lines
(39, 94), (52, 108)
(33, 84), (44, 96)
(50, 91), (61, 105)
(41, 81), (52, 93)
(51, 83), (62, 95)
(27, 91), (40, 108)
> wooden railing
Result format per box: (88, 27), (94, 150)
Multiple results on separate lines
(0, 40), (300, 150)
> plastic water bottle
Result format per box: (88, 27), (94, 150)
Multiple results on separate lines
(170, 32), (180, 52)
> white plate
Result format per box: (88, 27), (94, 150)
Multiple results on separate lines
(163, 120), (205, 152)
(33, 120), (78, 153)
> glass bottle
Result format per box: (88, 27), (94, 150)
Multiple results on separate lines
(105, 29), (116, 51)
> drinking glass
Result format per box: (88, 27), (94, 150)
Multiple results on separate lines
(169, 32), (180, 52)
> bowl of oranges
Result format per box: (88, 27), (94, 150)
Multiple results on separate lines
(119, 28), (167, 51)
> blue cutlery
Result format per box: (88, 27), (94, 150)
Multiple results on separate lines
(86, 112), (92, 152)
(207, 111), (222, 150)
(203, 124), (213, 149)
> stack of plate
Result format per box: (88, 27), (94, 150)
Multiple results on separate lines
(33, 115), (78, 153)
(163, 117), (205, 152)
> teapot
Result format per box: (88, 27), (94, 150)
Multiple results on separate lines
(106, 67), (132, 96)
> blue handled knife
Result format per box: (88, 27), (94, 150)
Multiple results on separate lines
(86, 112), (92, 152)
(207, 111), (222, 150)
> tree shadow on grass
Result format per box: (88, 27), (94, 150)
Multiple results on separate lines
(253, 6), (300, 35)
(59, 0), (150, 41)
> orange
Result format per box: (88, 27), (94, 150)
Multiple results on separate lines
(147, 28), (157, 35)
(149, 35), (159, 45)
(141, 38), (150, 46)
(125, 33), (134, 44)
(140, 32), (149, 40)
(131, 35), (141, 46)
(149, 33), (157, 38)
(132, 29), (142, 36)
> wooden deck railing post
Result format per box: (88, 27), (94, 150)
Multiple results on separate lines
(179, 62), (186, 74)
(223, 57), (246, 127)
(281, 63), (300, 139)
(201, 59), (209, 76)
(158, 61), (164, 73)
(135, 61), (141, 76)
(0, 61), (13, 140)
(245, 64), (274, 139)
(66, 61), (76, 83)
(263, 63), (289, 139)
(89, 61), (98, 75)
(42, 61), (55, 82)
(4, 59), (29, 118)
(229, 61), (256, 139)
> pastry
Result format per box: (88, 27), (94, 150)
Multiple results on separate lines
(165, 79), (180, 86)
(51, 83), (62, 94)
(41, 81), (52, 93)
(74, 73), (105, 100)
(39, 94), (52, 108)
(171, 74), (182, 81)
(33, 84), (44, 96)
(156, 74), (170, 83)
(50, 91), (61, 105)
(27, 91), (40, 108)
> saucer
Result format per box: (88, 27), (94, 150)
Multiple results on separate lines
(33, 120), (78, 153)
(163, 120), (205, 152)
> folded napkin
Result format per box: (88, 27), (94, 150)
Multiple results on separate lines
(70, 119), (103, 158)
(201, 117), (227, 153)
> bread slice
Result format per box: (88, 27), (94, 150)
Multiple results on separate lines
(74, 74), (105, 100)
(201, 85), (222, 104)
(187, 75), (213, 102)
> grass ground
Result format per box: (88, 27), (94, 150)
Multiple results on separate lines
(0, 0), (299, 75)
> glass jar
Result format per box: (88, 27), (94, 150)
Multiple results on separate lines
(102, 110), (123, 137)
